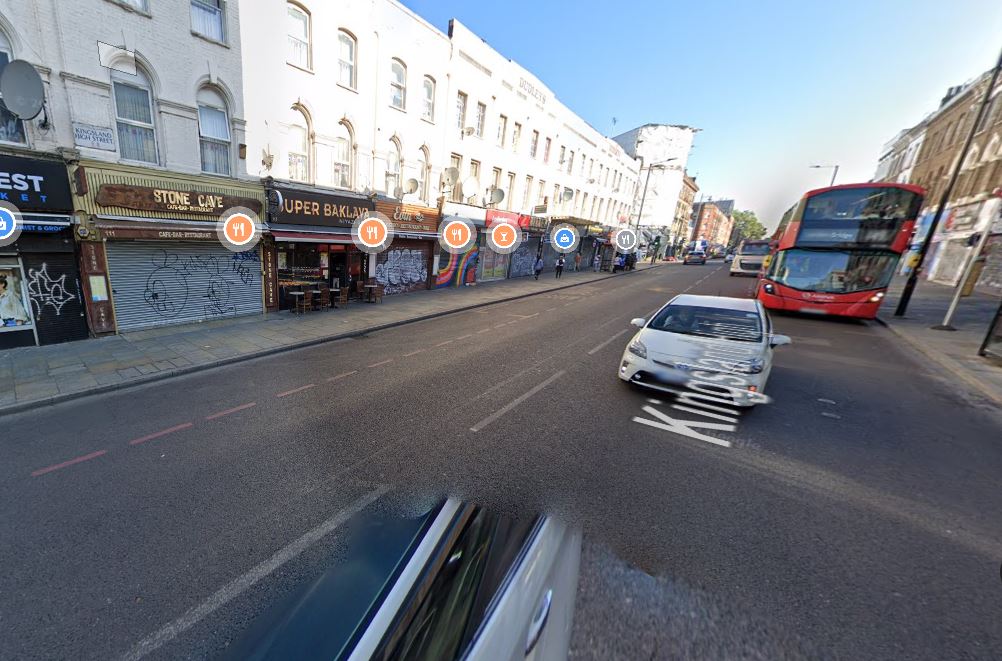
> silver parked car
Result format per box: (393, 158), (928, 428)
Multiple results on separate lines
(230, 499), (582, 661)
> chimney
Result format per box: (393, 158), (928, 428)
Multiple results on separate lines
(940, 85), (962, 107)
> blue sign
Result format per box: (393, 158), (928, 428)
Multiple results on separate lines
(555, 229), (574, 247)
(0, 208), (16, 240)
(21, 223), (64, 233)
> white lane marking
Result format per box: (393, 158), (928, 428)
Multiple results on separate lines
(118, 486), (389, 661)
(476, 328), (493, 334)
(435, 340), (454, 347)
(817, 398), (837, 405)
(402, 349), (426, 357)
(455, 334), (473, 340)
(470, 370), (565, 432)
(595, 315), (624, 330)
(587, 329), (628, 355)
(508, 313), (540, 319)
(367, 359), (393, 368)
(632, 405), (734, 448)
(821, 412), (842, 419)
(647, 398), (664, 405)
(672, 403), (739, 423)
(326, 370), (358, 382)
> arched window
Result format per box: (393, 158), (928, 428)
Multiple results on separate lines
(417, 147), (430, 201)
(390, 59), (406, 110)
(197, 87), (231, 175)
(287, 2), (311, 69)
(113, 68), (158, 163)
(0, 30), (26, 145)
(287, 106), (310, 182)
(385, 140), (401, 195)
(421, 76), (435, 122)
(338, 30), (356, 89)
(962, 145), (980, 170)
(983, 134), (1000, 162)
(330, 121), (352, 188)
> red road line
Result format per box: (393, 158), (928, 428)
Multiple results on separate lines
(276, 384), (316, 398)
(31, 450), (108, 477)
(128, 422), (194, 446)
(205, 402), (257, 420)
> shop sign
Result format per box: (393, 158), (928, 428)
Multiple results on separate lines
(96, 184), (263, 216)
(527, 215), (549, 232)
(100, 226), (216, 240)
(0, 154), (73, 212)
(485, 209), (520, 228)
(72, 123), (116, 151)
(375, 201), (438, 233)
(269, 186), (374, 227)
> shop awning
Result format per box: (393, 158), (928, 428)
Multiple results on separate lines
(268, 223), (354, 243)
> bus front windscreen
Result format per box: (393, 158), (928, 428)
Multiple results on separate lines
(768, 249), (899, 293)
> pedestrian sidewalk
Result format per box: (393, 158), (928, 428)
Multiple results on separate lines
(0, 264), (668, 415)
(879, 276), (1002, 407)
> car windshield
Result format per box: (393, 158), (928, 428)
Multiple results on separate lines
(768, 249), (898, 293)
(739, 243), (771, 256)
(648, 304), (763, 342)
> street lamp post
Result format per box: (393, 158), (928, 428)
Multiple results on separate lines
(809, 164), (840, 187)
(895, 44), (1002, 318)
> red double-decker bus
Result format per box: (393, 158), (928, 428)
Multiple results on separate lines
(757, 183), (925, 319)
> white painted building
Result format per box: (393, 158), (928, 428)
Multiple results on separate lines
(442, 19), (640, 222)
(0, 0), (250, 178)
(237, 2), (640, 221)
(612, 124), (698, 233)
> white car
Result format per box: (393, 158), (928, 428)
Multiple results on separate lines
(618, 294), (791, 407)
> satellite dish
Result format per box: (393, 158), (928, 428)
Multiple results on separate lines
(0, 60), (45, 120)
(443, 167), (460, 186)
(561, 188), (574, 202)
(461, 176), (480, 199)
(405, 178), (419, 194)
(462, 127), (476, 136)
(393, 185), (404, 199)
(488, 187), (505, 205)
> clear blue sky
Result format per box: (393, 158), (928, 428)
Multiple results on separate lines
(401, 0), (1002, 229)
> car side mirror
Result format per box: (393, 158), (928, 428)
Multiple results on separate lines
(630, 317), (646, 328)
(770, 334), (791, 347)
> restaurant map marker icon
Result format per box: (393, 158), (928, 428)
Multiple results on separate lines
(216, 207), (262, 252)
(439, 218), (477, 254)
(351, 211), (395, 254)
(613, 228), (638, 252)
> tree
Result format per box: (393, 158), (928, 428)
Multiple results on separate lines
(730, 209), (767, 244)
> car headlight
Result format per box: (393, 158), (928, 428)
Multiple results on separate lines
(736, 358), (764, 374)
(628, 339), (647, 359)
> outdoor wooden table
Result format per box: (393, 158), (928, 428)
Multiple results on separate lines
(364, 284), (378, 302)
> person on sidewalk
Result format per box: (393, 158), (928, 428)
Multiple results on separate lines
(574, 252), (582, 272)
(555, 256), (565, 279)
(534, 256), (545, 280)
(593, 253), (601, 272)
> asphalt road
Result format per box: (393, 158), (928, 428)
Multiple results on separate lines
(2, 262), (1001, 660)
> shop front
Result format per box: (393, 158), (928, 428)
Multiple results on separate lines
(72, 161), (266, 333)
(928, 201), (992, 287)
(479, 209), (523, 281)
(372, 199), (439, 295)
(0, 154), (88, 349)
(265, 182), (374, 308)
(437, 202), (485, 288)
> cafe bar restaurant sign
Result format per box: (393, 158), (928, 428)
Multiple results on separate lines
(96, 183), (263, 216)
(270, 186), (374, 227)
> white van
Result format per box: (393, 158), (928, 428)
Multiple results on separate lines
(730, 239), (772, 276)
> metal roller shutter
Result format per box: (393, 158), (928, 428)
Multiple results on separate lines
(21, 253), (89, 344)
(375, 239), (432, 295)
(105, 241), (263, 332)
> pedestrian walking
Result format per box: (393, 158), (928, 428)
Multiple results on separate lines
(534, 255), (545, 280)
(592, 253), (601, 272)
(555, 256), (565, 279)
(574, 252), (582, 272)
